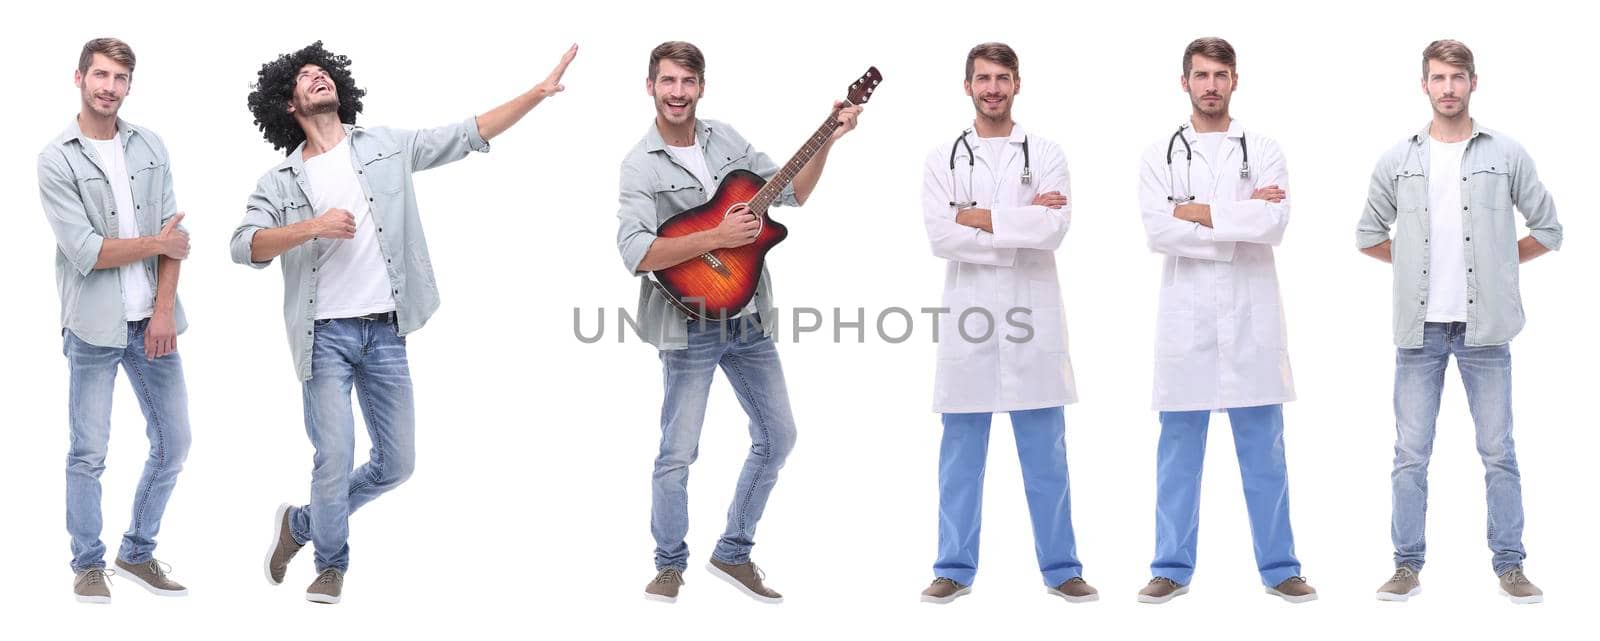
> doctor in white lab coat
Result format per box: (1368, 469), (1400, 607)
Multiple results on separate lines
(1132, 37), (1314, 605)
(916, 43), (1094, 605)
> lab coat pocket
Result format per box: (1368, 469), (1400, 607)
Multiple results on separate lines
(1155, 313), (1193, 358)
(1249, 304), (1287, 353)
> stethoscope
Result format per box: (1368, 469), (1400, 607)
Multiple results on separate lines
(1165, 123), (1249, 204)
(947, 128), (1030, 209)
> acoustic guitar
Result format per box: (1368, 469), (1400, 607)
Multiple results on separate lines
(650, 67), (883, 320)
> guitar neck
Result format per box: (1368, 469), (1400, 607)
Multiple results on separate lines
(749, 105), (848, 214)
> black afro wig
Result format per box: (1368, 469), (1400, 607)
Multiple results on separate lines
(247, 41), (366, 154)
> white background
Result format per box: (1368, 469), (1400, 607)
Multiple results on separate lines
(2, 0), (1592, 638)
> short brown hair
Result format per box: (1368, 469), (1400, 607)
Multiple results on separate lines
(78, 37), (135, 75)
(649, 41), (705, 81)
(1422, 39), (1475, 78)
(966, 42), (1019, 80)
(1182, 37), (1235, 75)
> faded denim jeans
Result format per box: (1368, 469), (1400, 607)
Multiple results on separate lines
(287, 315), (416, 573)
(64, 321), (191, 572)
(1391, 322), (1525, 575)
(651, 316), (796, 570)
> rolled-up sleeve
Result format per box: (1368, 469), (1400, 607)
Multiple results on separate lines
(1357, 152), (1398, 249)
(617, 160), (658, 275)
(232, 175), (282, 268)
(406, 116), (491, 172)
(38, 151), (103, 276)
(1510, 144), (1562, 251)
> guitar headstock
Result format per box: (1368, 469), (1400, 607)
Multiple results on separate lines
(845, 66), (883, 106)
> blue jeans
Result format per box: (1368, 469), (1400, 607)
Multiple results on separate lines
(1152, 404), (1301, 587)
(287, 315), (416, 573)
(652, 317), (796, 570)
(935, 406), (1083, 587)
(1391, 321), (1525, 575)
(64, 322), (192, 572)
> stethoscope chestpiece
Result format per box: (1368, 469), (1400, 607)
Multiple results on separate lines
(1020, 167), (1032, 185)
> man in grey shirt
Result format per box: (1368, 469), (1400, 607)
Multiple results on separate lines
(236, 41), (576, 604)
(39, 37), (195, 605)
(619, 41), (861, 604)
(1357, 40), (1562, 605)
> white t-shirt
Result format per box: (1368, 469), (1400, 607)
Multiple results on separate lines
(88, 137), (154, 321)
(1426, 137), (1471, 323)
(1196, 132), (1228, 170)
(979, 136), (1009, 184)
(303, 137), (396, 320)
(667, 143), (715, 191)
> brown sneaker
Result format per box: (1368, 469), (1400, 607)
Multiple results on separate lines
(1266, 576), (1317, 603)
(73, 568), (113, 604)
(1137, 577), (1189, 604)
(920, 577), (970, 604)
(707, 558), (782, 604)
(1048, 577), (1099, 603)
(264, 503), (304, 586)
(1498, 567), (1543, 604)
(114, 558), (188, 596)
(306, 568), (343, 604)
(644, 567), (685, 603)
(1376, 566), (1421, 602)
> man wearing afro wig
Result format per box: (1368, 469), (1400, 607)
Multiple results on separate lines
(232, 40), (577, 604)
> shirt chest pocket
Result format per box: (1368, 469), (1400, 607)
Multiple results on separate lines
(1469, 157), (1512, 212)
(362, 147), (407, 195)
(131, 159), (166, 210)
(76, 176), (114, 230)
(278, 197), (316, 224)
(1394, 167), (1428, 212)
(652, 177), (708, 222)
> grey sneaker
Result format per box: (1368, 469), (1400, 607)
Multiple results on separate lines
(1376, 566), (1421, 602)
(73, 568), (113, 604)
(306, 568), (343, 604)
(264, 503), (304, 586)
(920, 577), (970, 604)
(644, 567), (685, 603)
(1498, 567), (1543, 604)
(1266, 576), (1317, 603)
(1137, 577), (1189, 604)
(1048, 577), (1099, 603)
(114, 558), (187, 596)
(706, 558), (782, 604)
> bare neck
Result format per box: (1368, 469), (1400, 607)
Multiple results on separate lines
(973, 115), (1015, 138)
(656, 116), (697, 148)
(77, 109), (118, 141)
(298, 112), (348, 160)
(1429, 112), (1473, 143)
(1189, 112), (1231, 134)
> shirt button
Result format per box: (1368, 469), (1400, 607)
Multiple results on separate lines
(1465, 236), (1471, 241)
(1468, 268), (1473, 273)
(392, 289), (398, 295)
(1462, 177), (1467, 182)
(1462, 206), (1468, 211)
(378, 227), (383, 232)
(368, 197), (374, 202)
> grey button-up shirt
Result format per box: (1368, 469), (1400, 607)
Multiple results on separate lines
(231, 118), (488, 380)
(40, 118), (188, 348)
(615, 119), (797, 350)
(1357, 120), (1563, 348)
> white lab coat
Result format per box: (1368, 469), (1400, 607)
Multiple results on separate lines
(922, 125), (1076, 413)
(1138, 119), (1295, 412)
